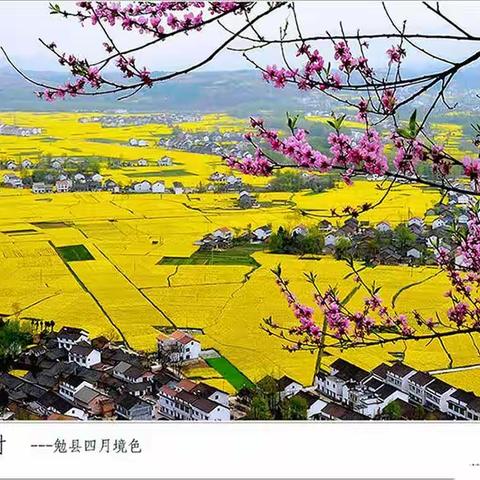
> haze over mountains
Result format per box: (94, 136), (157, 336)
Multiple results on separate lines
(0, 64), (479, 114)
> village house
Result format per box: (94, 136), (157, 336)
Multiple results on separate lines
(407, 371), (435, 405)
(173, 181), (184, 194)
(73, 386), (115, 417)
(32, 182), (53, 194)
(385, 363), (417, 392)
(57, 327), (90, 351)
(73, 173), (86, 183)
(68, 343), (101, 368)
(424, 379), (456, 412)
(152, 180), (166, 193)
(157, 330), (201, 363)
(158, 156), (173, 166)
(251, 225), (272, 243)
(276, 376), (303, 400)
(212, 227), (234, 241)
(347, 377), (408, 418)
(3, 174), (23, 188)
(137, 159), (148, 167)
(316, 359), (370, 403)
(376, 221), (392, 232)
(319, 402), (368, 421)
(132, 180), (151, 193)
(292, 224), (309, 237)
(157, 379), (230, 421)
(55, 178), (72, 193)
(58, 375), (94, 401)
(104, 179), (119, 192)
(324, 233), (337, 247)
(21, 159), (33, 169)
(112, 361), (154, 385)
(6, 160), (17, 170)
(406, 247), (422, 260)
(238, 191), (256, 209)
(116, 393), (153, 420)
(36, 390), (88, 421)
(447, 388), (477, 419)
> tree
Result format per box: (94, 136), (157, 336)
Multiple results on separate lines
(279, 396), (308, 420)
(393, 224), (416, 256)
(0, 320), (32, 372)
(247, 394), (273, 420)
(383, 400), (402, 420)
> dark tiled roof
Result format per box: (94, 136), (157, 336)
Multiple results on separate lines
(409, 371), (434, 387)
(70, 343), (96, 357)
(277, 375), (301, 391)
(293, 390), (322, 408)
(426, 378), (453, 395)
(388, 362), (415, 378)
(451, 388), (477, 404)
(376, 384), (398, 400)
(371, 363), (389, 380)
(331, 359), (369, 383)
(117, 393), (149, 411)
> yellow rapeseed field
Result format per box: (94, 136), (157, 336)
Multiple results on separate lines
(1, 112), (477, 392)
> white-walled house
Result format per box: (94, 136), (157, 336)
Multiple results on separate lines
(212, 227), (233, 241)
(276, 376), (303, 400)
(57, 327), (89, 351)
(316, 359), (370, 403)
(408, 217), (425, 229)
(447, 389), (476, 419)
(157, 380), (230, 421)
(407, 248), (421, 259)
(157, 330), (201, 362)
(324, 233), (337, 247)
(376, 221), (392, 232)
(137, 159), (148, 166)
(292, 224), (309, 237)
(55, 179), (72, 192)
(74, 173), (86, 183)
(152, 181), (166, 193)
(432, 218), (446, 230)
(173, 181), (184, 194)
(385, 363), (416, 393)
(347, 378), (408, 418)
(58, 375), (93, 401)
(68, 343), (101, 368)
(424, 379), (456, 413)
(21, 159), (33, 169)
(158, 156), (173, 166)
(3, 174), (23, 188)
(133, 180), (151, 193)
(407, 371), (435, 406)
(252, 225), (272, 242)
(91, 173), (103, 183)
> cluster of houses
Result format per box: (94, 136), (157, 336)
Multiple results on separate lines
(312, 358), (480, 420)
(0, 124), (41, 137)
(79, 113), (201, 128)
(0, 326), (231, 422)
(194, 224), (275, 250)
(250, 358), (480, 421)
(158, 131), (248, 157)
(317, 197), (472, 265)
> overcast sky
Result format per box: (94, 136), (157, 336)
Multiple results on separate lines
(0, 1), (479, 73)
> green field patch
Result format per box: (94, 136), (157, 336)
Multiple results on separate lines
(126, 169), (196, 178)
(205, 355), (254, 391)
(158, 245), (262, 266)
(57, 244), (94, 262)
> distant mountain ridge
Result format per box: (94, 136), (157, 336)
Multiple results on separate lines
(0, 64), (478, 114)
